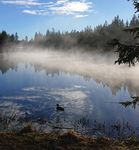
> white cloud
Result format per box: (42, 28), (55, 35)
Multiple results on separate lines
(50, 1), (92, 14)
(1, 0), (42, 6)
(75, 14), (88, 18)
(23, 10), (37, 15)
(49, 0), (93, 18)
(1, 0), (94, 18)
(23, 9), (48, 15)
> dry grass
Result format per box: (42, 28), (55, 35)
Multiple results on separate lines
(0, 127), (138, 150)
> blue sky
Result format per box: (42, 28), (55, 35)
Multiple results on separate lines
(0, 0), (135, 39)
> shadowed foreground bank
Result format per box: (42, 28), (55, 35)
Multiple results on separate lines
(0, 127), (139, 150)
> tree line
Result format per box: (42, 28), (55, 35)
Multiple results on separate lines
(0, 31), (19, 50)
(0, 15), (139, 53)
(32, 15), (139, 52)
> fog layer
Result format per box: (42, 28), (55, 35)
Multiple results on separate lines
(1, 49), (139, 95)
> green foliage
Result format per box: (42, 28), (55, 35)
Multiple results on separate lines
(0, 31), (19, 52)
(32, 15), (137, 52)
(1, 12), (139, 56)
(114, 41), (139, 66)
(112, 0), (139, 66)
(128, 0), (139, 13)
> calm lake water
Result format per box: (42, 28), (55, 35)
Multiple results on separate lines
(0, 52), (139, 137)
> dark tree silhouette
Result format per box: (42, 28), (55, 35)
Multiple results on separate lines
(112, 0), (139, 66)
(32, 15), (137, 51)
(15, 32), (18, 42)
(0, 31), (20, 52)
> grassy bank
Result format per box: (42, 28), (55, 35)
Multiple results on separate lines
(0, 126), (139, 150)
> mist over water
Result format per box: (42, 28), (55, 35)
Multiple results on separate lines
(0, 48), (139, 136)
(2, 49), (139, 95)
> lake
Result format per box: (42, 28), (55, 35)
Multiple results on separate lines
(0, 51), (139, 137)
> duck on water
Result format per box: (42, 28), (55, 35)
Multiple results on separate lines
(56, 104), (64, 111)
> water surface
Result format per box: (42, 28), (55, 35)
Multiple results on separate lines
(0, 52), (139, 137)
